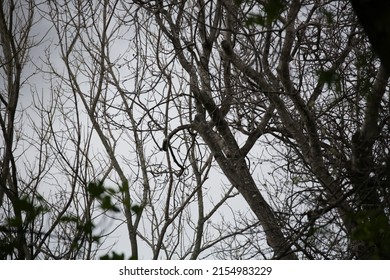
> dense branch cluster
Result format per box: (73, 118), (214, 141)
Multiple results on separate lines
(1, 0), (389, 259)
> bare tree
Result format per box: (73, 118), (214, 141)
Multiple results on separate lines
(0, 0), (115, 259)
(2, 0), (389, 260)
(134, 0), (390, 259)
(43, 0), (247, 260)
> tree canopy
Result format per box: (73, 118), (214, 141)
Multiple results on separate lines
(1, 0), (389, 259)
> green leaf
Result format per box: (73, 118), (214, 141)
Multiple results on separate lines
(119, 180), (129, 193)
(245, 0), (287, 26)
(6, 217), (22, 228)
(15, 197), (35, 213)
(317, 69), (341, 91)
(0, 238), (17, 258)
(92, 235), (101, 243)
(131, 205), (142, 215)
(100, 251), (126, 260)
(264, 0), (286, 25)
(88, 181), (105, 198)
(106, 187), (117, 195)
(246, 14), (266, 27)
(77, 220), (95, 235)
(101, 195), (120, 212)
(60, 215), (79, 223)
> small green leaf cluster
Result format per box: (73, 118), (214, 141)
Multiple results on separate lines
(88, 181), (120, 213)
(243, 0), (287, 27)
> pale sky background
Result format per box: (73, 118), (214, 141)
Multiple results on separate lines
(8, 1), (283, 260)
